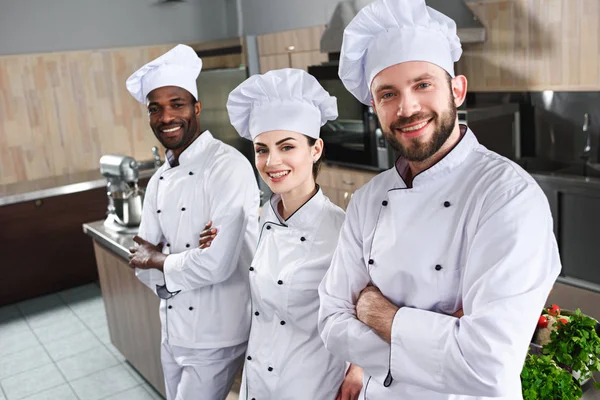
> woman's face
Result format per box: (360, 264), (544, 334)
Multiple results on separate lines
(253, 130), (322, 195)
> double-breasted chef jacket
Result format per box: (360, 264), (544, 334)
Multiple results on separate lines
(318, 126), (561, 399)
(241, 188), (348, 400)
(136, 130), (260, 349)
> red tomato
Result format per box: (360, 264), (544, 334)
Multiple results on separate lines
(537, 315), (548, 329)
(558, 318), (568, 325)
(548, 304), (560, 316)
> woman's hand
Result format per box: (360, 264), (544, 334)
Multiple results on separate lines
(198, 221), (217, 249)
(336, 363), (363, 400)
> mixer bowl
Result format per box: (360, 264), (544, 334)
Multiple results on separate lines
(111, 190), (144, 227)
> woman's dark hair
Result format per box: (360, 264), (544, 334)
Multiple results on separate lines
(306, 136), (323, 180)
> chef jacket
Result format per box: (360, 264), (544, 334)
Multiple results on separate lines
(318, 126), (561, 399)
(241, 188), (347, 399)
(136, 130), (260, 349)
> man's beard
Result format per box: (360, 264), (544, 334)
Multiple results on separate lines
(152, 117), (198, 150)
(384, 97), (457, 162)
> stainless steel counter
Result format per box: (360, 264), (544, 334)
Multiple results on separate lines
(0, 165), (158, 207)
(83, 220), (137, 261)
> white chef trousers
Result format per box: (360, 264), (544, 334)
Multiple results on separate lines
(161, 340), (246, 400)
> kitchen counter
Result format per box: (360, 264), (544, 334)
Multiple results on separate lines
(0, 163), (158, 207)
(83, 219), (165, 397)
(83, 220), (136, 260)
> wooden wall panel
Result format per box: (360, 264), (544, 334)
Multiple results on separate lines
(0, 45), (176, 185)
(459, 0), (600, 91)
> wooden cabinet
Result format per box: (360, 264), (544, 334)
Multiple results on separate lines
(0, 188), (107, 306)
(94, 242), (166, 397)
(318, 164), (378, 210)
(257, 26), (328, 73)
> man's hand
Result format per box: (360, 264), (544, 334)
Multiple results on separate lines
(355, 286), (399, 344)
(452, 308), (464, 318)
(198, 221), (217, 249)
(128, 236), (166, 271)
(336, 363), (363, 400)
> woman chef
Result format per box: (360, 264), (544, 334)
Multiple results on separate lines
(200, 68), (363, 400)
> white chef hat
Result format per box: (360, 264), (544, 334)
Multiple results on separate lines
(126, 44), (203, 104)
(227, 68), (338, 141)
(339, 0), (463, 105)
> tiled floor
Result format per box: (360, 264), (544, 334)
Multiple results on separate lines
(0, 283), (240, 400)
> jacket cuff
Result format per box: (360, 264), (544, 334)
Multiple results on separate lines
(389, 307), (450, 386)
(163, 253), (187, 292)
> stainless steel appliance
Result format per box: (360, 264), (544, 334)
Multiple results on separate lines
(320, 0), (486, 56)
(307, 63), (396, 170)
(100, 155), (145, 232)
(459, 103), (522, 160)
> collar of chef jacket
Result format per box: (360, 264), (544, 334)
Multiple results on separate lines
(264, 186), (326, 229)
(164, 130), (214, 168)
(395, 125), (478, 188)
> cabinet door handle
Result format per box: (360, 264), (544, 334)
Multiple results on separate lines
(34, 199), (43, 207)
(286, 45), (295, 51)
(342, 180), (355, 186)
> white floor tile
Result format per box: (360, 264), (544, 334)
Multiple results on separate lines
(121, 362), (145, 384)
(77, 309), (108, 330)
(57, 283), (101, 305)
(43, 330), (102, 361)
(70, 365), (138, 400)
(0, 306), (22, 324)
(56, 346), (119, 381)
(104, 385), (155, 400)
(0, 317), (31, 337)
(0, 345), (53, 380)
(89, 324), (111, 344)
(0, 364), (65, 400)
(16, 294), (64, 316)
(19, 384), (77, 400)
(0, 329), (40, 358)
(32, 316), (88, 345)
(69, 296), (106, 317)
(105, 344), (126, 363)
(21, 307), (76, 331)
(141, 384), (164, 400)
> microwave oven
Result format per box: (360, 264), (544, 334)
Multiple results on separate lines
(307, 63), (396, 171)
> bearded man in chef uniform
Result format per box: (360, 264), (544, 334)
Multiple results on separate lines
(318, 0), (561, 398)
(126, 44), (259, 400)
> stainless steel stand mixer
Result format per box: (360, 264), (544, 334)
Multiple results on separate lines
(100, 155), (145, 233)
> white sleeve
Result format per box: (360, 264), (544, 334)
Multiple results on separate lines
(318, 192), (393, 383)
(388, 183), (561, 397)
(135, 173), (167, 295)
(162, 158), (259, 292)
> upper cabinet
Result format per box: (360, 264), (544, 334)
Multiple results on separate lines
(257, 26), (328, 73)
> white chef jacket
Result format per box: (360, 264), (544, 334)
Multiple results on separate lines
(318, 127), (561, 399)
(136, 130), (259, 349)
(241, 188), (347, 400)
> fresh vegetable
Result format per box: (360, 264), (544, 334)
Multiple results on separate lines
(548, 304), (561, 316)
(542, 308), (600, 388)
(538, 315), (549, 329)
(521, 354), (582, 400)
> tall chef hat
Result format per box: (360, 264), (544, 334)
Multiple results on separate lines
(126, 44), (203, 104)
(226, 68), (338, 141)
(339, 0), (463, 105)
